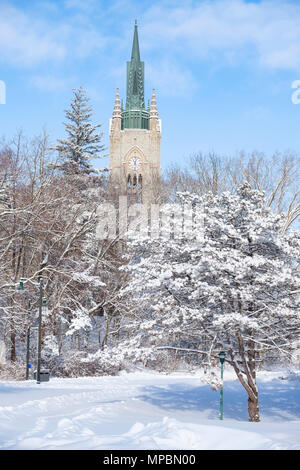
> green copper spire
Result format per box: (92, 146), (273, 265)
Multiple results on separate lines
(122, 21), (149, 130)
(131, 20), (140, 61)
(126, 20), (144, 110)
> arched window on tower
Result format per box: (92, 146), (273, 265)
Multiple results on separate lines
(133, 174), (137, 188)
(137, 174), (143, 203)
(127, 174), (132, 193)
(138, 174), (142, 188)
(127, 171), (143, 203)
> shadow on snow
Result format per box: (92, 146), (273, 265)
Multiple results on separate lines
(137, 379), (300, 422)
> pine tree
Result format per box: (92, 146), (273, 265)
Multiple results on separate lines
(54, 86), (105, 175)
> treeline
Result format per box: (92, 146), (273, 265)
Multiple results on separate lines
(163, 151), (300, 232)
(0, 130), (128, 378)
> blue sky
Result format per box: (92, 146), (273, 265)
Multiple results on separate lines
(1, 0), (300, 171)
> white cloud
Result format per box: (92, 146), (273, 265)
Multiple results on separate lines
(146, 59), (198, 97)
(142, 0), (300, 71)
(0, 3), (106, 67)
(0, 5), (66, 66)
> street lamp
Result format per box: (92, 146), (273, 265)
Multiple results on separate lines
(18, 276), (46, 384)
(218, 351), (226, 420)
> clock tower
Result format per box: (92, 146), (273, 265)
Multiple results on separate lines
(109, 21), (162, 205)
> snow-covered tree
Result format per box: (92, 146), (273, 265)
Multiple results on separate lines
(0, 177), (9, 209)
(53, 86), (105, 175)
(0, 148), (14, 209)
(0, 132), (126, 375)
(120, 183), (300, 421)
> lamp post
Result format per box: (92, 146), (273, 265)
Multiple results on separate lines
(218, 351), (226, 420)
(18, 279), (30, 379)
(19, 277), (46, 384)
(25, 326), (30, 380)
(36, 278), (44, 384)
(25, 300), (31, 380)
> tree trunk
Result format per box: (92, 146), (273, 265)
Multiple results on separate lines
(10, 328), (16, 362)
(10, 317), (16, 362)
(230, 344), (261, 422)
(248, 396), (260, 422)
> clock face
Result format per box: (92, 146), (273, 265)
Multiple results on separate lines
(129, 157), (141, 171)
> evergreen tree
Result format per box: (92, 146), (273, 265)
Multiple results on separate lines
(54, 86), (105, 175)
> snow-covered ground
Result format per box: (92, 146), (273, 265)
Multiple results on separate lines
(0, 368), (299, 450)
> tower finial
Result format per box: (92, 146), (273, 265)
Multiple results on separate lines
(112, 88), (121, 118)
(150, 88), (158, 118)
